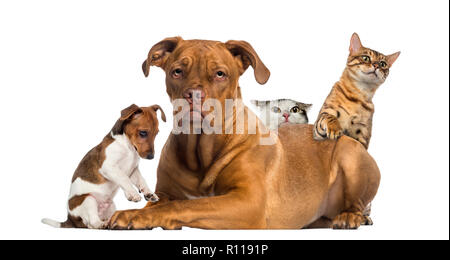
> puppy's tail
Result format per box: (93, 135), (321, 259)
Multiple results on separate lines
(41, 218), (74, 228)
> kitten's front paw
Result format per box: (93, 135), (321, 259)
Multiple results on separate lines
(328, 128), (343, 140)
(125, 192), (142, 202)
(326, 122), (343, 140)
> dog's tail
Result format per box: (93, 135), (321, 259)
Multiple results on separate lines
(41, 218), (74, 228)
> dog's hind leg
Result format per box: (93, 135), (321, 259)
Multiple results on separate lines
(361, 203), (373, 225)
(330, 137), (380, 229)
(74, 196), (107, 229)
(100, 201), (116, 223)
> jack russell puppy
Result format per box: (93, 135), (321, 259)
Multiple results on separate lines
(42, 104), (166, 229)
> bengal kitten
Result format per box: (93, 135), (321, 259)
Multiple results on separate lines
(313, 33), (400, 149)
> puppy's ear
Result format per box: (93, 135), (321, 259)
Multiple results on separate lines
(111, 104), (143, 135)
(225, 40), (270, 85)
(142, 36), (183, 77)
(120, 104), (142, 120)
(151, 105), (166, 122)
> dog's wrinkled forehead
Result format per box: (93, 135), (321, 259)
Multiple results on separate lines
(142, 37), (270, 85)
(167, 41), (236, 71)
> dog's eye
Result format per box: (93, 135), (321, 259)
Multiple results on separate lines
(290, 106), (300, 113)
(379, 61), (387, 68)
(271, 106), (281, 113)
(215, 71), (226, 81)
(361, 56), (371, 63)
(139, 131), (148, 138)
(172, 68), (183, 78)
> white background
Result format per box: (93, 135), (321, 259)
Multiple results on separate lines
(0, 0), (448, 240)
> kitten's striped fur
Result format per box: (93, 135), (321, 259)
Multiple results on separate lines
(313, 33), (400, 149)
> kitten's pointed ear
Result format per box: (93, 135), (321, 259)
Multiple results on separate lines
(386, 51), (401, 66)
(349, 33), (363, 55)
(250, 100), (261, 107)
(251, 100), (262, 109)
(298, 103), (312, 111)
(251, 100), (267, 108)
(304, 103), (313, 111)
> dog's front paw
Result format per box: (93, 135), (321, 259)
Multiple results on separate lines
(125, 192), (142, 202)
(109, 209), (155, 230)
(145, 193), (159, 202)
(108, 210), (140, 230)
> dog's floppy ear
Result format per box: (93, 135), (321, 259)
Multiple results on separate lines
(225, 40), (270, 85)
(111, 104), (143, 135)
(142, 36), (183, 77)
(120, 104), (142, 120)
(151, 105), (166, 122)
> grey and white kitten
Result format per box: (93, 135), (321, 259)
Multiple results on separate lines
(251, 99), (312, 130)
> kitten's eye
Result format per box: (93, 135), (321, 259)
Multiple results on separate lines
(172, 68), (183, 79)
(271, 106), (281, 113)
(215, 71), (226, 81)
(290, 106), (300, 113)
(379, 61), (387, 68)
(139, 130), (148, 138)
(361, 56), (371, 62)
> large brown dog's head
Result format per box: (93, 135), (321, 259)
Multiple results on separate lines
(141, 37), (270, 107)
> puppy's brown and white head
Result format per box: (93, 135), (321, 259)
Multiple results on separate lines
(111, 104), (166, 160)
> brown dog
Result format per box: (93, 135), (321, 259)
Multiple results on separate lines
(108, 37), (380, 230)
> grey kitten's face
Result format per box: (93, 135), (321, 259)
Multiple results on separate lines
(251, 99), (312, 130)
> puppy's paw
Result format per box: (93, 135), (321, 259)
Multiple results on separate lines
(145, 193), (159, 203)
(125, 192), (142, 202)
(88, 220), (108, 229)
(99, 221), (109, 229)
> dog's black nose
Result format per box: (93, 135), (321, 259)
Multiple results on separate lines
(183, 88), (205, 104)
(146, 154), (154, 160)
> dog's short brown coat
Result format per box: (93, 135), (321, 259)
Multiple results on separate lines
(109, 37), (380, 230)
